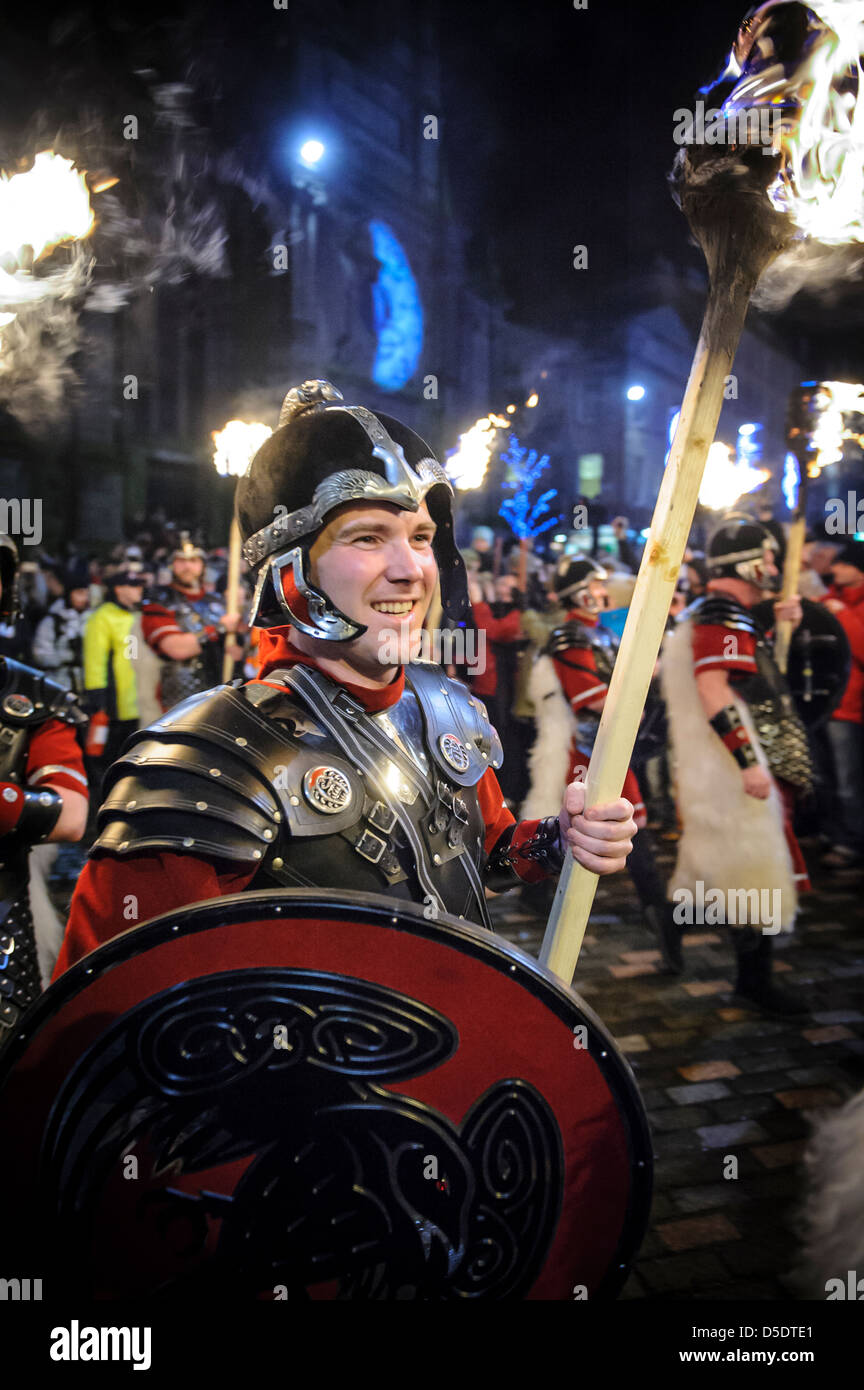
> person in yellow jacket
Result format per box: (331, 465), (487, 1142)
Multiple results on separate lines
(83, 564), (146, 781)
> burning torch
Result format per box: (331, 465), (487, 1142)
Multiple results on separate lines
(212, 420), (273, 681)
(541, 0), (864, 984)
(0, 152), (95, 356)
(776, 378), (864, 669)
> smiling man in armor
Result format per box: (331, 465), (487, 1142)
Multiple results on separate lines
(55, 382), (637, 973)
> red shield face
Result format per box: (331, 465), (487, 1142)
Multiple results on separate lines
(0, 891), (651, 1300)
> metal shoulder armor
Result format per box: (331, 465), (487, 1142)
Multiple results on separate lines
(405, 663), (503, 787)
(0, 656), (87, 729)
(685, 594), (758, 636)
(545, 622), (592, 658)
(92, 683), (364, 863)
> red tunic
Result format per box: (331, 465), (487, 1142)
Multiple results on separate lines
(468, 601), (523, 699)
(54, 639), (549, 976)
(821, 580), (864, 725)
(550, 612), (645, 828)
(692, 615), (810, 892)
(27, 719), (88, 797)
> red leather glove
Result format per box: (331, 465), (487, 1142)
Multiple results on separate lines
(0, 782), (25, 835)
(85, 711), (110, 758)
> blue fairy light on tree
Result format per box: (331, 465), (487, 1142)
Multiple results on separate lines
(498, 435), (562, 539)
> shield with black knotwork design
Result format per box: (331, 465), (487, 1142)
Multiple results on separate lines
(0, 891), (651, 1300)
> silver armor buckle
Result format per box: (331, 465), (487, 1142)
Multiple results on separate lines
(355, 828), (387, 864)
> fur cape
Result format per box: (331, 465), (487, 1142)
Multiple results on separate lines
(797, 1086), (864, 1297)
(521, 654), (577, 822)
(661, 617), (798, 929)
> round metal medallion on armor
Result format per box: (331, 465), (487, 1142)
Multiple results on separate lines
(302, 764), (353, 814)
(1, 693), (34, 719)
(439, 733), (470, 773)
(0, 890), (651, 1300)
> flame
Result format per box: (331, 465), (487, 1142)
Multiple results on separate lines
(699, 441), (770, 509)
(0, 152), (94, 265)
(0, 152), (95, 355)
(212, 420), (273, 478)
(445, 414), (510, 492)
(807, 378), (864, 471)
(723, 2), (864, 242)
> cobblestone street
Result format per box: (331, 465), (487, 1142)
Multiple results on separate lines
(490, 835), (864, 1301)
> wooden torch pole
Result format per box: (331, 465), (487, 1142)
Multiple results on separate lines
(773, 489), (807, 675)
(221, 514), (242, 683)
(540, 149), (793, 985)
(774, 388), (818, 674)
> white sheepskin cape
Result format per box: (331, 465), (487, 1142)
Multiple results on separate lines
(661, 617), (798, 929)
(521, 654), (577, 822)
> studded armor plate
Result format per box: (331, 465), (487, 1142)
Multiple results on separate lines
(92, 662), (505, 928)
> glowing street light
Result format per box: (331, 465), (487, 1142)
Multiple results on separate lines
(299, 139), (325, 169)
(626, 384), (646, 401)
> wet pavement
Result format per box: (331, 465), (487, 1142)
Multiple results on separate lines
(489, 833), (864, 1301)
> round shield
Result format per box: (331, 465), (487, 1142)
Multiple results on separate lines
(753, 597), (851, 727)
(0, 890), (651, 1300)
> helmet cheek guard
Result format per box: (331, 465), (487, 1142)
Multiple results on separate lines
(250, 547), (366, 641)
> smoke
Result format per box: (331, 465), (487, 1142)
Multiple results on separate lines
(752, 237), (864, 310)
(0, 246), (93, 427)
(219, 386), (285, 429)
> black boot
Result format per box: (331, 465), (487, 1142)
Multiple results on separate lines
(645, 901), (684, 975)
(731, 929), (808, 1017)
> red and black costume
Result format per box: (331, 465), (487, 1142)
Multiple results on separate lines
(55, 636), (564, 974)
(547, 611), (645, 826)
(142, 555), (228, 711)
(690, 593), (810, 888)
(55, 383), (565, 975)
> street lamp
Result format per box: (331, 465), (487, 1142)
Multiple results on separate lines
(298, 139), (325, 169)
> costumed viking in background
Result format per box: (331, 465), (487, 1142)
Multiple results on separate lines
(661, 515), (812, 1015)
(55, 381), (637, 974)
(141, 533), (242, 712)
(0, 535), (88, 1032)
(522, 555), (682, 969)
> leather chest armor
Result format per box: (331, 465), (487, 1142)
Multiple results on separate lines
(688, 594), (812, 790)
(0, 658), (87, 1037)
(152, 585), (227, 708)
(94, 663), (506, 927)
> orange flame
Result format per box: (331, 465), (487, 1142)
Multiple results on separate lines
(726, 2), (864, 242)
(0, 151), (94, 264)
(806, 379), (864, 472)
(445, 414), (510, 492)
(699, 441), (770, 509)
(0, 152), (95, 356)
(212, 420), (273, 478)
